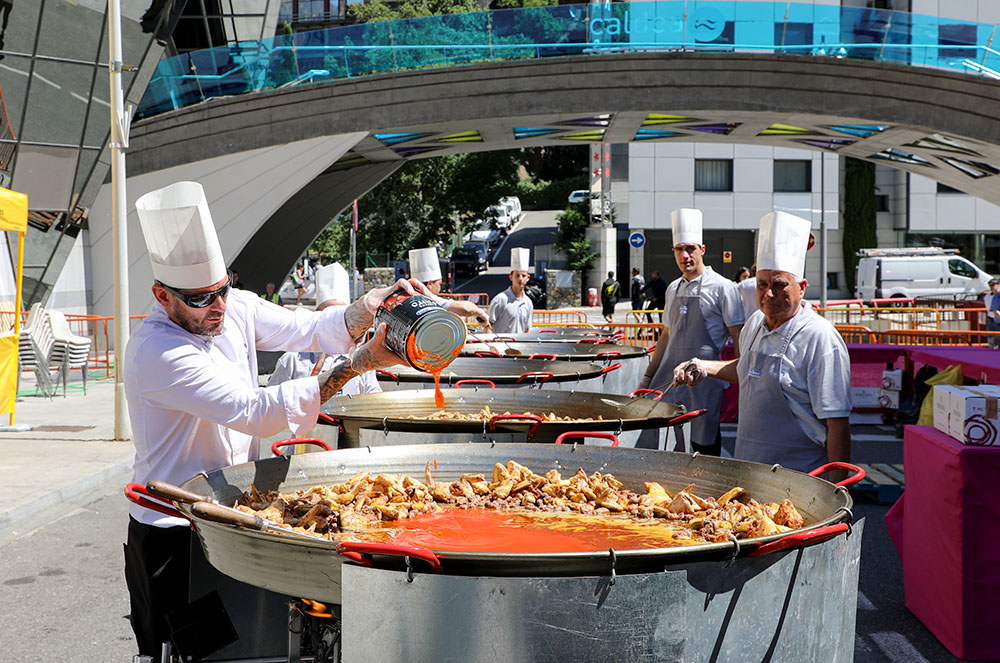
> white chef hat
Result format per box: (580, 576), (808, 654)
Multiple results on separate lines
(314, 262), (350, 305)
(135, 181), (226, 289)
(511, 247), (531, 272)
(671, 208), (703, 247)
(408, 247), (442, 283)
(756, 211), (811, 280)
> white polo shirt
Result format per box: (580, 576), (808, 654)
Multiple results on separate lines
(663, 267), (745, 353)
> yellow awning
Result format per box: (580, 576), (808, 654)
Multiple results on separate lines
(0, 186), (28, 233)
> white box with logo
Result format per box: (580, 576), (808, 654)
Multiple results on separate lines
(948, 385), (1000, 446)
(882, 369), (904, 392)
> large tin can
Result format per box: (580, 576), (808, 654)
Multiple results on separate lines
(375, 291), (466, 372)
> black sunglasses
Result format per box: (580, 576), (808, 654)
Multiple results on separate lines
(158, 272), (232, 309)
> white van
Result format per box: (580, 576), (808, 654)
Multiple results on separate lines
(854, 248), (991, 301)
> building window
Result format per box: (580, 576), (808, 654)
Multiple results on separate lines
(775, 23), (814, 48)
(827, 272), (839, 290)
(694, 159), (733, 192)
(875, 194), (890, 212)
(937, 182), (964, 194)
(939, 23), (977, 60)
(773, 160), (811, 192)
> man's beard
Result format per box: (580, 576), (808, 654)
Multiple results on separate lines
(175, 308), (225, 336)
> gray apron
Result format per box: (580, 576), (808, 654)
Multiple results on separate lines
(734, 316), (828, 473)
(637, 278), (724, 450)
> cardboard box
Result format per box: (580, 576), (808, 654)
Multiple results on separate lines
(933, 385), (960, 435)
(882, 369), (904, 392)
(948, 386), (1000, 446)
(879, 389), (900, 409)
(850, 386), (880, 409)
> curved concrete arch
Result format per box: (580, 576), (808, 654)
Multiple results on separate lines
(102, 52), (1000, 308)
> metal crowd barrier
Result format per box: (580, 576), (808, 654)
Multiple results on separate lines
(532, 310), (588, 324)
(816, 306), (987, 332)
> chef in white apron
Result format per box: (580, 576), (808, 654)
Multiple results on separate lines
(671, 211), (852, 478)
(638, 209), (745, 454)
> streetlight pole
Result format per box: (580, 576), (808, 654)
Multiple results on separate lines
(107, 0), (131, 440)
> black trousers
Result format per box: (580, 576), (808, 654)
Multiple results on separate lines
(124, 518), (193, 660)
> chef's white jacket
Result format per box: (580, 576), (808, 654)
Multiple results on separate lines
(125, 289), (354, 526)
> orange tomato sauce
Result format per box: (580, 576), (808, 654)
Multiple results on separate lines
(346, 508), (703, 553)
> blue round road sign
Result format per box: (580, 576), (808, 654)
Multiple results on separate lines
(629, 232), (645, 248)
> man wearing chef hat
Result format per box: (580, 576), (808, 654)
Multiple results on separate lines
(122, 181), (424, 659)
(638, 208), (745, 455)
(409, 247), (493, 332)
(488, 246), (533, 333)
(672, 211), (851, 477)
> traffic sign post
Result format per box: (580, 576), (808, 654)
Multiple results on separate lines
(628, 232), (645, 248)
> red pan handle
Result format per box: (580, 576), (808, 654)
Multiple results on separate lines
(629, 388), (663, 400)
(271, 438), (333, 457)
(600, 362), (622, 375)
(336, 541), (443, 573)
(317, 412), (346, 433)
(488, 413), (543, 440)
(576, 338), (600, 344)
(807, 462), (866, 487)
(666, 409), (706, 426)
(747, 523), (850, 557)
(455, 379), (495, 388)
(582, 331), (602, 337)
(515, 371), (554, 384)
(538, 329), (559, 334)
(554, 431), (619, 447)
(376, 369), (398, 381)
(595, 351), (621, 359)
(125, 483), (188, 520)
(646, 345), (657, 354)
(528, 353), (557, 361)
(491, 335), (515, 342)
(466, 337), (483, 343)
(474, 350), (501, 358)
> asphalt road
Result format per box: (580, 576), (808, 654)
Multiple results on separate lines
(453, 209), (559, 297)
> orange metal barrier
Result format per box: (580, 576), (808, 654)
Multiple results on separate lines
(441, 292), (489, 307)
(533, 310), (588, 324)
(834, 324), (880, 344)
(626, 309), (664, 324)
(63, 314), (147, 377)
(595, 322), (663, 349)
(816, 305), (986, 332)
(876, 328), (1000, 347)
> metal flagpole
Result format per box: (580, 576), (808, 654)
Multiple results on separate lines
(108, 0), (132, 440)
(820, 153), (828, 307)
(350, 200), (358, 302)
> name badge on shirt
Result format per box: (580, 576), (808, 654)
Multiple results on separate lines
(748, 368), (761, 378)
(679, 305), (689, 315)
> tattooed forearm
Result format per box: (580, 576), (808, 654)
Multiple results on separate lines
(317, 357), (359, 403)
(343, 299), (374, 342)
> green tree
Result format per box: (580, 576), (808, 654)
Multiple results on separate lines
(554, 204), (599, 272)
(842, 157), (877, 294)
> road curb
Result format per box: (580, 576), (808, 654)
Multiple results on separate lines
(0, 459), (134, 534)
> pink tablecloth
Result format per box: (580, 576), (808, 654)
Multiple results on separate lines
(907, 346), (1000, 384)
(895, 425), (1000, 660)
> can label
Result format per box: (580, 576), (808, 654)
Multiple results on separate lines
(375, 290), (466, 372)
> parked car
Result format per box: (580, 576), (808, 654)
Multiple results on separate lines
(484, 205), (512, 233)
(499, 196), (522, 224)
(854, 248), (991, 301)
(463, 240), (492, 264)
(450, 243), (488, 276)
(526, 274), (547, 310)
(568, 189), (588, 205)
(467, 222), (501, 247)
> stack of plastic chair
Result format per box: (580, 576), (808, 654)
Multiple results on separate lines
(17, 303), (57, 397)
(47, 309), (93, 395)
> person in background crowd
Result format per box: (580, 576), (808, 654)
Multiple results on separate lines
(409, 247), (492, 332)
(260, 282), (280, 305)
(630, 267), (645, 312)
(735, 266), (751, 282)
(638, 209), (745, 456)
(601, 271), (620, 323)
(230, 269), (243, 290)
(988, 278), (1000, 349)
(292, 262), (307, 305)
(736, 264), (759, 320)
(672, 211), (851, 481)
(122, 181), (419, 661)
(641, 270), (667, 323)
(489, 247), (533, 333)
